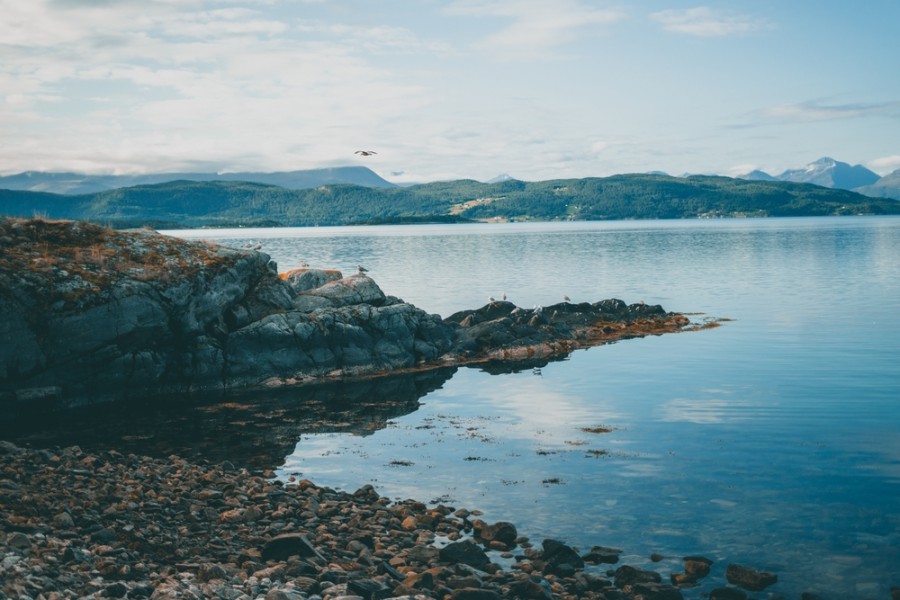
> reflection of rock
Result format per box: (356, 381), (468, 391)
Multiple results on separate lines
(0, 367), (457, 470)
(0, 219), (694, 416)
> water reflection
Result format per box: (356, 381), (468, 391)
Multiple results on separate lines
(0, 367), (457, 470)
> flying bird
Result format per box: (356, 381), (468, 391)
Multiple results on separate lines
(355, 150), (377, 156)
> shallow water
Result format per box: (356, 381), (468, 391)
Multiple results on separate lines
(8, 217), (900, 598)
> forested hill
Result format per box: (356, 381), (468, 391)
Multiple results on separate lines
(1, 174), (898, 228)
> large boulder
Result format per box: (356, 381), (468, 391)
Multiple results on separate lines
(0, 219), (453, 413)
(0, 218), (694, 415)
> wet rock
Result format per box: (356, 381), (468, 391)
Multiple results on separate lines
(541, 538), (584, 574)
(582, 545), (621, 564)
(472, 520), (517, 550)
(439, 540), (490, 571)
(507, 577), (554, 600)
(708, 587), (747, 600)
(671, 555), (712, 586)
(629, 581), (684, 599)
(725, 563), (778, 591)
(613, 564), (662, 588)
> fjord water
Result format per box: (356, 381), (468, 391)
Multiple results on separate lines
(172, 217), (896, 597)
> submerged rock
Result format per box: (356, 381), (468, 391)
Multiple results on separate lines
(725, 563), (778, 591)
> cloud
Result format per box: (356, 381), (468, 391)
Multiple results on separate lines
(650, 6), (771, 37)
(445, 0), (625, 56)
(0, 0), (442, 174)
(296, 21), (456, 55)
(868, 155), (900, 175)
(759, 99), (900, 123)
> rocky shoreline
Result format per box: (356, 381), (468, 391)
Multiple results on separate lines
(1, 441), (799, 600)
(1, 218), (702, 416)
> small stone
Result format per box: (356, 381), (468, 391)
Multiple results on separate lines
(52, 512), (75, 529)
(7, 531), (31, 549)
(105, 582), (128, 598)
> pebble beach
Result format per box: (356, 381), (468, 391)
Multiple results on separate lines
(0, 439), (803, 600)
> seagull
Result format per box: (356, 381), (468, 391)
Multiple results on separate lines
(355, 150), (377, 156)
(299, 261), (310, 269)
(253, 242), (263, 251)
(563, 295), (571, 302)
(501, 292), (507, 301)
(357, 264), (369, 274)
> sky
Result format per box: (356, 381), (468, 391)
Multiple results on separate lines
(2, 0), (899, 184)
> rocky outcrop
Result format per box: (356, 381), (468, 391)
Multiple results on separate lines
(0, 218), (697, 415)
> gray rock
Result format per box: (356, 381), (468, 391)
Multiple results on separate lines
(438, 540), (490, 570)
(6, 531), (31, 549)
(541, 538), (584, 573)
(262, 533), (324, 562)
(725, 563), (778, 591)
(0, 219), (691, 415)
(282, 268), (343, 293)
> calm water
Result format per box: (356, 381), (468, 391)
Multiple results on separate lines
(12, 217), (900, 598)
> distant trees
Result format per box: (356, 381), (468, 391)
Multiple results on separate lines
(0, 174), (897, 228)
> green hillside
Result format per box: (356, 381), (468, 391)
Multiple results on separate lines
(1, 174), (898, 228)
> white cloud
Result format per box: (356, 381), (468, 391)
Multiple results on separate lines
(760, 100), (900, 123)
(868, 155), (900, 175)
(445, 0), (625, 56)
(650, 7), (771, 37)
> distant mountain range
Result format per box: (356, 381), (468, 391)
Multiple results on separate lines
(0, 166), (395, 195)
(737, 157), (900, 199)
(2, 157), (899, 200)
(1, 173), (897, 229)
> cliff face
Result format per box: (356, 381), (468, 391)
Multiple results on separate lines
(0, 218), (695, 416)
(0, 218), (454, 414)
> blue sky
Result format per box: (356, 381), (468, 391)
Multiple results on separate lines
(2, 0), (899, 183)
